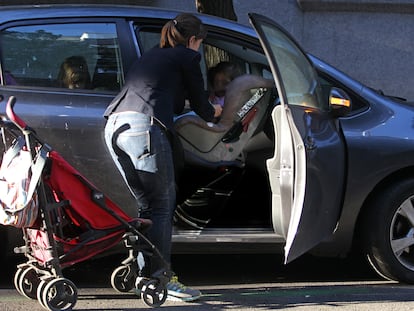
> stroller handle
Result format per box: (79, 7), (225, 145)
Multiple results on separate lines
(6, 96), (28, 131)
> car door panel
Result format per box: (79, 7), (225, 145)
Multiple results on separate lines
(286, 105), (345, 263)
(250, 13), (346, 263)
(0, 88), (137, 216)
(0, 19), (138, 216)
(267, 104), (306, 242)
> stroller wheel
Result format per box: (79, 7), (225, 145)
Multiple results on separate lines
(18, 266), (40, 300)
(14, 266), (26, 296)
(141, 279), (168, 308)
(41, 277), (78, 311)
(37, 278), (52, 309)
(111, 265), (136, 293)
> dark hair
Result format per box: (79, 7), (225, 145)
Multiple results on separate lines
(207, 61), (242, 87)
(57, 55), (91, 89)
(160, 13), (207, 48)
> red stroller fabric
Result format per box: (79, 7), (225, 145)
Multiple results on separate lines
(30, 150), (137, 267)
(27, 227), (126, 267)
(47, 150), (132, 229)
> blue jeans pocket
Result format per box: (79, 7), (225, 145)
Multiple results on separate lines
(117, 129), (158, 173)
(133, 153), (157, 173)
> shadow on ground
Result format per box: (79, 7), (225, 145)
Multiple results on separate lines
(1, 252), (380, 289)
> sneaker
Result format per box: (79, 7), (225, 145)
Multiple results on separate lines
(166, 275), (202, 302)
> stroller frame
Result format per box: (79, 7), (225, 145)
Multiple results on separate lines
(0, 96), (172, 310)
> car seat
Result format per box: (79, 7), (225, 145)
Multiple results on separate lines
(92, 49), (121, 91)
(174, 74), (274, 167)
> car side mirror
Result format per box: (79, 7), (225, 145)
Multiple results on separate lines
(329, 87), (351, 117)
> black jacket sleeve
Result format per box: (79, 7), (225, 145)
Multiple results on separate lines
(181, 52), (215, 122)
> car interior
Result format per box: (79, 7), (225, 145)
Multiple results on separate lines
(1, 23), (124, 92)
(174, 74), (274, 167)
(136, 26), (278, 230)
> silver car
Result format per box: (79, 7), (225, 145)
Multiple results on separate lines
(1, 5), (414, 284)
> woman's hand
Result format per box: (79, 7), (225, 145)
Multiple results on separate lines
(213, 104), (223, 118)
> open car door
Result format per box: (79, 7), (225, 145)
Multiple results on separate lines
(249, 13), (346, 263)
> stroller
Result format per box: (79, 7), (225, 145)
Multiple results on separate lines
(0, 96), (172, 310)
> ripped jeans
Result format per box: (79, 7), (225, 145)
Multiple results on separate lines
(104, 111), (175, 275)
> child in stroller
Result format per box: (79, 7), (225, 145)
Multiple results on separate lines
(0, 96), (172, 310)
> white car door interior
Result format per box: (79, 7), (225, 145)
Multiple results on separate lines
(267, 103), (306, 263)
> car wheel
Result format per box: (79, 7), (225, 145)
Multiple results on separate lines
(363, 178), (414, 283)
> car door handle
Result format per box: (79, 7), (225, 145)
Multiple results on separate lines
(303, 112), (316, 150)
(305, 136), (316, 150)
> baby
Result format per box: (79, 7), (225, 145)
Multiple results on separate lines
(207, 61), (241, 107)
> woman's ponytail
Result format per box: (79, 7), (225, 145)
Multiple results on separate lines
(160, 13), (207, 48)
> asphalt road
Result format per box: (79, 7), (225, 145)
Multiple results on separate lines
(2, 253), (414, 310)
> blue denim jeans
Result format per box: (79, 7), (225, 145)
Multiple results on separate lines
(104, 111), (175, 274)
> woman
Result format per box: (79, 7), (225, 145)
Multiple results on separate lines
(103, 13), (222, 301)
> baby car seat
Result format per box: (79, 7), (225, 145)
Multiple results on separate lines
(174, 74), (274, 167)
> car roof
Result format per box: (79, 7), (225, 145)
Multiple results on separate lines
(0, 4), (255, 36)
(0, 4), (177, 22)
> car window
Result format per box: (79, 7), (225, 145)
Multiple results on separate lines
(136, 26), (271, 85)
(136, 29), (160, 52)
(259, 23), (325, 111)
(136, 26), (208, 88)
(0, 23), (124, 92)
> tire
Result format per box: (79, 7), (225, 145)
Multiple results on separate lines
(18, 266), (41, 299)
(41, 277), (77, 311)
(111, 265), (136, 293)
(14, 267), (25, 296)
(37, 278), (49, 309)
(141, 279), (167, 308)
(362, 178), (414, 283)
